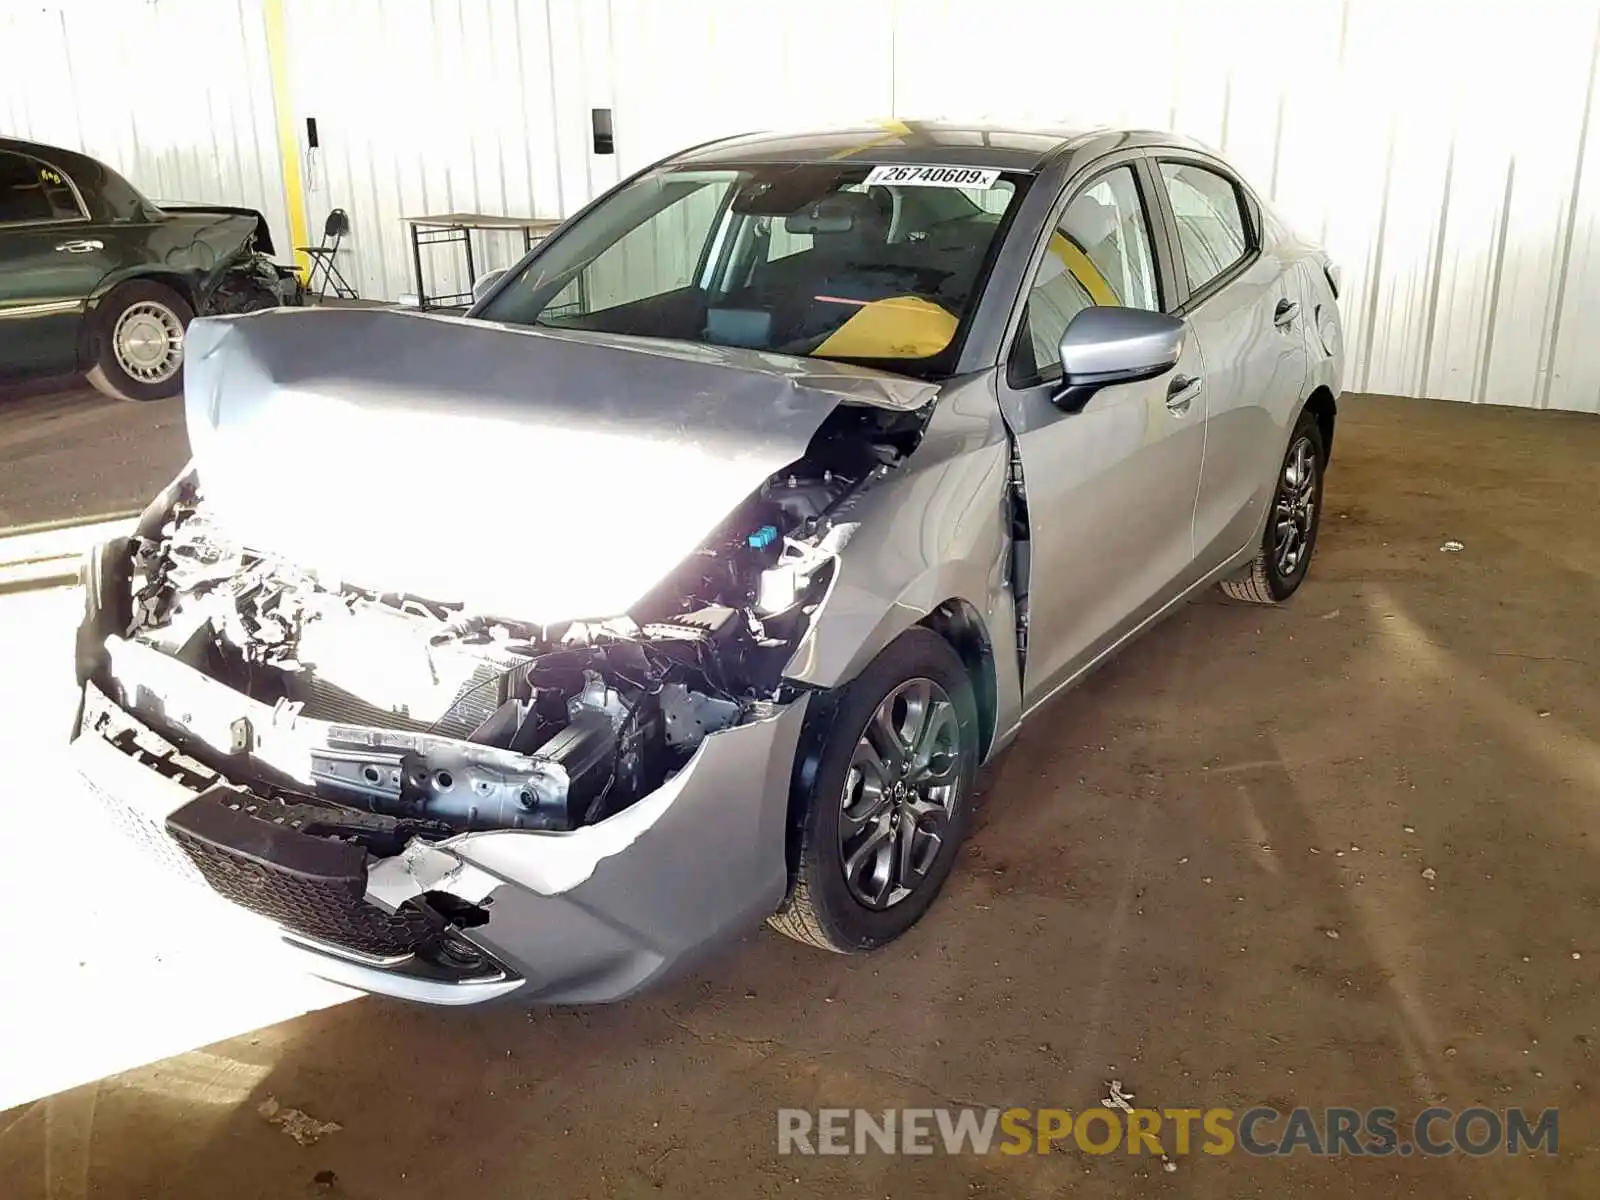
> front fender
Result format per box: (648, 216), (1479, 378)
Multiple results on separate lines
(781, 375), (1024, 753)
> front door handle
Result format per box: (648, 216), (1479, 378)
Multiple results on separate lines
(1166, 374), (1201, 414)
(55, 239), (104, 253)
(1273, 297), (1300, 328)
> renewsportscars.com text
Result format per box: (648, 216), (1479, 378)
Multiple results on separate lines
(777, 1106), (1558, 1157)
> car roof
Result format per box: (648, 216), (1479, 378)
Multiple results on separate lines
(0, 135), (101, 176)
(667, 122), (1104, 172)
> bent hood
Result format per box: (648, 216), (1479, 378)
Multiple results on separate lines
(183, 307), (934, 624)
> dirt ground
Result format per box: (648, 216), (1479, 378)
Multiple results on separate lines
(3, 394), (1597, 1199)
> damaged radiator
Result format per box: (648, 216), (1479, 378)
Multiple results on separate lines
(298, 667), (506, 740)
(288, 601), (526, 740)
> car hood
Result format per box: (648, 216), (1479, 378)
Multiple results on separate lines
(182, 307), (935, 624)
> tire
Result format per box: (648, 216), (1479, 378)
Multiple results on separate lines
(85, 280), (194, 402)
(768, 628), (980, 953)
(1220, 408), (1327, 604)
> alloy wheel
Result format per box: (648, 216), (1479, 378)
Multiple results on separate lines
(1272, 435), (1318, 578)
(837, 677), (965, 910)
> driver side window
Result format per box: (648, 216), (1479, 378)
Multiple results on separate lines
(1010, 165), (1159, 385)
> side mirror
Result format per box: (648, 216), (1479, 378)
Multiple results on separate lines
(471, 268), (509, 304)
(1053, 306), (1185, 412)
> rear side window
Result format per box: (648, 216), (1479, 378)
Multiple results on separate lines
(1158, 161), (1250, 295)
(0, 151), (83, 224)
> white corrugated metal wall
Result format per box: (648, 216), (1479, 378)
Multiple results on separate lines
(277, 0), (623, 302)
(4, 0), (1600, 412)
(0, 0), (292, 265)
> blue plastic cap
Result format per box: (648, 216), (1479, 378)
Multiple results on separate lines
(747, 524), (779, 549)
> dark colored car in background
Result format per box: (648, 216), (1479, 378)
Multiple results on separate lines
(0, 136), (300, 401)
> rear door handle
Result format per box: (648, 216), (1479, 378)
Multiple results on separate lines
(1273, 297), (1300, 328)
(55, 239), (103, 253)
(1166, 374), (1201, 414)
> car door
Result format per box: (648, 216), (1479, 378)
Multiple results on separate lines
(1153, 156), (1309, 570)
(0, 149), (113, 377)
(997, 157), (1208, 710)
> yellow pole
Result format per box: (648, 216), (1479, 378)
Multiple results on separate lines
(262, 0), (310, 280)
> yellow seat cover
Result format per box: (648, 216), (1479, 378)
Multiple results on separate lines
(815, 296), (959, 359)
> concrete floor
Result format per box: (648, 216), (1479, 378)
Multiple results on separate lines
(0, 381), (187, 527)
(0, 586), (351, 1116)
(1, 394), (1597, 1198)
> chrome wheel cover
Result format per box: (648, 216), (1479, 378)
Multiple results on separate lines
(1272, 435), (1318, 578)
(838, 677), (965, 910)
(112, 300), (185, 384)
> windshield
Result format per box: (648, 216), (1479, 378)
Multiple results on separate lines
(475, 163), (1026, 379)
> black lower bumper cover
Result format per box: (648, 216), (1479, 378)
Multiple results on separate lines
(166, 785), (443, 958)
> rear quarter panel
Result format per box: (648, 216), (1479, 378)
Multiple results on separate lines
(1297, 249), (1345, 409)
(1266, 208), (1344, 406)
(88, 212), (260, 308)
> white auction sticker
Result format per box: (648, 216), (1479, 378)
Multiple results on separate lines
(863, 164), (1001, 189)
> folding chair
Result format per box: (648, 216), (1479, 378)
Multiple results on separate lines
(299, 208), (359, 300)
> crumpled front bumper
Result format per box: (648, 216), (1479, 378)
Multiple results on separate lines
(73, 639), (808, 1005)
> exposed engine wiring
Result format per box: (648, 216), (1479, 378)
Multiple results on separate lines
(123, 401), (920, 835)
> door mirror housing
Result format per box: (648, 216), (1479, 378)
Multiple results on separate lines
(470, 267), (509, 304)
(1053, 306), (1185, 412)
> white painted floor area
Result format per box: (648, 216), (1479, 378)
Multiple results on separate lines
(0, 585), (353, 1113)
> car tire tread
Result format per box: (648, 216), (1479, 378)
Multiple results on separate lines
(1218, 556), (1277, 604)
(768, 628), (978, 955)
(766, 866), (841, 952)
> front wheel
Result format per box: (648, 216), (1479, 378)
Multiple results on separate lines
(1220, 409), (1327, 604)
(768, 628), (979, 954)
(85, 281), (194, 402)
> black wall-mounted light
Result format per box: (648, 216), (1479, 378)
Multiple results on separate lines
(591, 108), (614, 155)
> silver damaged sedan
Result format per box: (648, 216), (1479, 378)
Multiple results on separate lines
(72, 124), (1343, 1004)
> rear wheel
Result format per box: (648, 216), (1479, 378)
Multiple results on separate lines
(769, 628), (979, 953)
(85, 281), (193, 402)
(1220, 409), (1326, 604)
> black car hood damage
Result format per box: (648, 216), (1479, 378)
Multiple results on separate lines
(182, 307), (935, 623)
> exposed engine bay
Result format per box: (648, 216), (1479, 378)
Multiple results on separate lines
(117, 402), (925, 839)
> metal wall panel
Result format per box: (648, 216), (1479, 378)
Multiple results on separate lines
(882, 0), (1600, 412)
(5, 0), (1600, 411)
(0, 0), (292, 259)
(277, 0), (622, 303)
